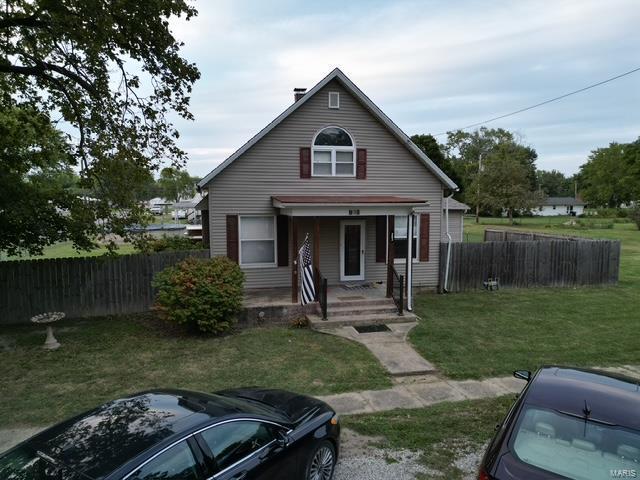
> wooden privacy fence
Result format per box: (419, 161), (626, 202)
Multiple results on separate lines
(440, 233), (620, 292)
(0, 250), (209, 324)
(484, 229), (595, 242)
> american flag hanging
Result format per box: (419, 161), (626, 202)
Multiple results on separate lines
(299, 234), (316, 305)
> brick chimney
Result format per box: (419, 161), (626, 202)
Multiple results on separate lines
(294, 87), (307, 102)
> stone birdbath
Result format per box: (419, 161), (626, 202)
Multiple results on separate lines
(31, 312), (65, 350)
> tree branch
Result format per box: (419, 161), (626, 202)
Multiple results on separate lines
(0, 14), (47, 29)
(0, 59), (96, 95)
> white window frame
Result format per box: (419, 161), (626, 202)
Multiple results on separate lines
(328, 91), (340, 109)
(311, 126), (355, 177)
(238, 215), (277, 268)
(392, 214), (420, 264)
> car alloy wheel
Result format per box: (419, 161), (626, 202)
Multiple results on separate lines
(308, 443), (335, 480)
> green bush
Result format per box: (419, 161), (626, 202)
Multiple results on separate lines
(143, 234), (202, 253)
(152, 256), (245, 334)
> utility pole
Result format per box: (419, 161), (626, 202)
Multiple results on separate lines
(475, 153), (482, 224)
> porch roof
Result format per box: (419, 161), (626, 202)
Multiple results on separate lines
(272, 195), (427, 217)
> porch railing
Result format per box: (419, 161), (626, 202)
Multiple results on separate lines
(390, 266), (404, 316)
(316, 267), (328, 320)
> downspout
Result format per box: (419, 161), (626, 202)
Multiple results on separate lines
(444, 193), (454, 293)
(406, 211), (414, 311)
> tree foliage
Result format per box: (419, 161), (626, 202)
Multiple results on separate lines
(0, 105), (91, 255)
(157, 167), (197, 203)
(579, 139), (640, 207)
(0, 0), (200, 254)
(536, 169), (574, 197)
(410, 134), (461, 188)
(469, 141), (544, 223)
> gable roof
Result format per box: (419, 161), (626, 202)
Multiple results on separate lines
(444, 198), (470, 211)
(544, 197), (586, 206)
(198, 68), (458, 190)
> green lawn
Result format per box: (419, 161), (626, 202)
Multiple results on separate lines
(410, 216), (640, 379)
(0, 241), (138, 261)
(0, 318), (390, 427)
(345, 396), (515, 479)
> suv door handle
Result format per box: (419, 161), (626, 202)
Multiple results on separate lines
(231, 472), (247, 480)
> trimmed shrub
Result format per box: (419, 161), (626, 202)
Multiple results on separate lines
(152, 256), (244, 334)
(142, 234), (203, 253)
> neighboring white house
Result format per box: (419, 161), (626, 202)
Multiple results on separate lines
(442, 198), (469, 242)
(533, 197), (586, 216)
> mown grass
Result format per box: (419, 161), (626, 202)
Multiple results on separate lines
(0, 318), (390, 427)
(411, 216), (640, 379)
(0, 241), (138, 261)
(344, 396), (515, 479)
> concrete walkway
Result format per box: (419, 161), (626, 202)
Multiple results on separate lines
(318, 375), (526, 415)
(319, 364), (640, 416)
(322, 322), (437, 376)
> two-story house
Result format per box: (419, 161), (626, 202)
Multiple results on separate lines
(197, 68), (459, 314)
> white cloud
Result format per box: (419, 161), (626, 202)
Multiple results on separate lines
(168, 0), (640, 177)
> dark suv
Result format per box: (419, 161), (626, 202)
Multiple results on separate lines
(479, 366), (640, 480)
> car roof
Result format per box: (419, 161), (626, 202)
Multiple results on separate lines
(525, 367), (640, 430)
(23, 389), (289, 479)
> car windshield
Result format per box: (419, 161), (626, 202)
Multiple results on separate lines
(512, 405), (640, 480)
(0, 445), (85, 480)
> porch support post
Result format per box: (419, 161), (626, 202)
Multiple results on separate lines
(313, 217), (320, 295)
(406, 213), (413, 311)
(291, 217), (298, 304)
(386, 215), (395, 297)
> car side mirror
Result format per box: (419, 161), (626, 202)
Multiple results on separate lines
(513, 370), (531, 382)
(275, 430), (290, 448)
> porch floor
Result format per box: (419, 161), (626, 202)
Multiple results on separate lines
(244, 282), (388, 308)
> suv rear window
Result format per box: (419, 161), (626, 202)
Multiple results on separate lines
(512, 406), (640, 479)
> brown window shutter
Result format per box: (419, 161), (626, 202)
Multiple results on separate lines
(419, 213), (430, 262)
(375, 216), (386, 262)
(300, 147), (311, 178)
(201, 210), (210, 249)
(276, 215), (289, 266)
(356, 148), (367, 179)
(226, 215), (239, 263)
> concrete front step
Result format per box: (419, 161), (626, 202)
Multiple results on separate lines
(308, 311), (417, 330)
(327, 304), (400, 317)
(327, 298), (392, 309)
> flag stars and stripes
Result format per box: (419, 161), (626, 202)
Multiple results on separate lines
(299, 234), (316, 305)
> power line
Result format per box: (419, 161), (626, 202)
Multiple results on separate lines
(434, 65), (640, 136)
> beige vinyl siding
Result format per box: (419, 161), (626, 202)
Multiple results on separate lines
(441, 210), (464, 242)
(207, 79), (443, 288)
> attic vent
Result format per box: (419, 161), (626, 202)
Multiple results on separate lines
(328, 91), (340, 109)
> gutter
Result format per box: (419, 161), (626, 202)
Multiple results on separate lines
(443, 193), (454, 293)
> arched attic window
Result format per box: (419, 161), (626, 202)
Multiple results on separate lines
(312, 127), (355, 176)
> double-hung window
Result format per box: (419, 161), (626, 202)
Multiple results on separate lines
(394, 215), (418, 260)
(312, 127), (355, 177)
(239, 216), (276, 266)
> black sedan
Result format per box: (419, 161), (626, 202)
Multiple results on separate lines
(479, 366), (640, 480)
(0, 388), (340, 480)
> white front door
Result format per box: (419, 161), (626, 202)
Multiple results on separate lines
(340, 220), (365, 281)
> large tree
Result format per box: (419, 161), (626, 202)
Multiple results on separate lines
(444, 127), (538, 221)
(579, 139), (640, 207)
(410, 134), (462, 188)
(469, 141), (544, 224)
(157, 167), (197, 204)
(537, 169), (574, 197)
(0, 0), (200, 254)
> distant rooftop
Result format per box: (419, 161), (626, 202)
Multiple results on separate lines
(544, 196), (586, 206)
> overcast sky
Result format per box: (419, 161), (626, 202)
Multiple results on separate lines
(170, 0), (640, 177)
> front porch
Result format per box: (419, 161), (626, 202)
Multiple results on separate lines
(242, 282), (417, 330)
